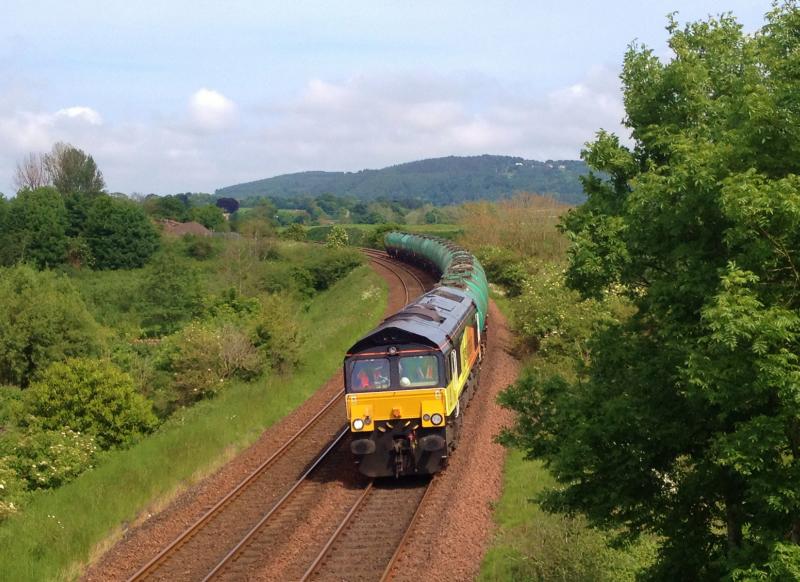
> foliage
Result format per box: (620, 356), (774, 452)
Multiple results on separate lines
(459, 192), (569, 262)
(46, 143), (105, 195)
(281, 223), (307, 241)
(23, 358), (157, 450)
(139, 251), (204, 336)
(84, 195), (160, 270)
(9, 428), (97, 490)
(325, 224), (349, 248)
(160, 321), (262, 404)
(182, 234), (220, 260)
(291, 247), (363, 297)
(0, 187), (68, 268)
(502, 6), (800, 578)
(215, 197), (240, 214)
(0, 460), (24, 521)
(189, 204), (226, 230)
(251, 294), (303, 373)
(0, 265), (101, 386)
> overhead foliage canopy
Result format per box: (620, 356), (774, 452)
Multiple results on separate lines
(501, 4), (800, 579)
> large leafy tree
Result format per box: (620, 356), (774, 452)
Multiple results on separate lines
(0, 265), (101, 386)
(84, 196), (160, 269)
(501, 5), (800, 579)
(0, 187), (69, 268)
(46, 142), (105, 195)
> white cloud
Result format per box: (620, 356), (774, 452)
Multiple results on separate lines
(0, 69), (627, 195)
(55, 106), (102, 125)
(188, 88), (237, 131)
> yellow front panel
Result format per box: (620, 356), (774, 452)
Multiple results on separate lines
(347, 388), (446, 429)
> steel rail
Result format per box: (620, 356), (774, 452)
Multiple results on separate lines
(127, 391), (346, 581)
(298, 482), (376, 581)
(202, 427), (351, 581)
(378, 477), (436, 582)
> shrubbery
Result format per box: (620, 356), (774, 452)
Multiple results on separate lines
(139, 251), (204, 336)
(160, 321), (263, 405)
(23, 358), (157, 449)
(9, 428), (97, 490)
(0, 265), (101, 386)
(0, 460), (24, 521)
(252, 294), (303, 374)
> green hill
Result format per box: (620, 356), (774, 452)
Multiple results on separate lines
(215, 155), (588, 205)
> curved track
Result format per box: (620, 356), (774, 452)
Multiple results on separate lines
(127, 249), (430, 582)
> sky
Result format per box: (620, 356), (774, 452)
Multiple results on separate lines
(0, 1), (775, 195)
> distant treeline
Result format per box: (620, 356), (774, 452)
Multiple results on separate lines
(215, 155), (589, 205)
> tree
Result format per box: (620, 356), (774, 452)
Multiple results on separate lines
(0, 265), (101, 386)
(1, 187), (69, 268)
(46, 142), (105, 195)
(216, 197), (240, 214)
(13, 152), (49, 191)
(501, 6), (800, 579)
(84, 195), (160, 269)
(189, 204), (226, 230)
(24, 358), (157, 449)
(139, 250), (204, 336)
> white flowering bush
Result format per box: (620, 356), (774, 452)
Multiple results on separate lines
(9, 428), (97, 490)
(0, 460), (24, 520)
(510, 261), (626, 360)
(161, 321), (262, 404)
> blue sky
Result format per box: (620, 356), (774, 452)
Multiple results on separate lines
(0, 1), (774, 194)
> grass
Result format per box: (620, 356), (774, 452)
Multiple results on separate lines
(0, 265), (387, 581)
(479, 451), (656, 582)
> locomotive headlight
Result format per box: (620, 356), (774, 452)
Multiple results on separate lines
(431, 413), (443, 426)
(352, 418), (365, 430)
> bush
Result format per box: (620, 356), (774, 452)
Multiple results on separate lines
(252, 294), (303, 374)
(475, 245), (528, 297)
(183, 234), (220, 260)
(161, 321), (262, 404)
(0, 187), (69, 268)
(281, 223), (306, 241)
(23, 358), (157, 449)
(0, 265), (101, 386)
(9, 428), (97, 490)
(139, 250), (204, 336)
(325, 225), (349, 248)
(292, 248), (363, 297)
(84, 195), (160, 269)
(0, 459), (24, 521)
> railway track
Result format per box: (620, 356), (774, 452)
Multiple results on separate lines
(127, 249), (430, 582)
(300, 477), (433, 582)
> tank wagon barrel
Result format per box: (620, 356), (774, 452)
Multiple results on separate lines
(383, 231), (489, 331)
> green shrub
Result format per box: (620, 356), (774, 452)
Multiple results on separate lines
(23, 358), (157, 449)
(0, 187), (69, 268)
(292, 248), (363, 296)
(139, 251), (204, 336)
(183, 235), (220, 260)
(161, 321), (262, 404)
(252, 295), (303, 373)
(475, 245), (528, 297)
(325, 225), (349, 248)
(84, 195), (160, 270)
(281, 223), (306, 241)
(0, 265), (101, 386)
(9, 428), (97, 490)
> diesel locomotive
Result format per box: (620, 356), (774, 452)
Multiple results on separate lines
(344, 233), (489, 477)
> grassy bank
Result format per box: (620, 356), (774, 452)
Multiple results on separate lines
(0, 265), (386, 581)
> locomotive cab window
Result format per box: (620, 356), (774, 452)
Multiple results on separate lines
(398, 355), (439, 388)
(349, 358), (390, 391)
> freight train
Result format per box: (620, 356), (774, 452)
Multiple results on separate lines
(344, 233), (489, 477)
